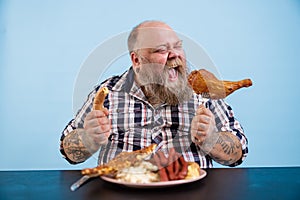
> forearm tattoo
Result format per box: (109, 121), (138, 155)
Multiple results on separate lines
(200, 132), (242, 165)
(216, 133), (237, 155)
(62, 129), (92, 163)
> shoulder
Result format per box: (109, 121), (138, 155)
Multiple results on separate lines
(95, 70), (129, 92)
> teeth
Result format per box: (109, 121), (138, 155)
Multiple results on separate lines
(166, 59), (182, 69)
(168, 63), (177, 69)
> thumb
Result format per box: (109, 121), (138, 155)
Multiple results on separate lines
(196, 104), (205, 115)
(102, 108), (109, 116)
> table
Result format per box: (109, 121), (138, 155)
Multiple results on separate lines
(0, 167), (299, 200)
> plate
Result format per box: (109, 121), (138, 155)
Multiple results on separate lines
(100, 169), (207, 188)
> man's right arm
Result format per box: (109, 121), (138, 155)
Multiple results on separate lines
(61, 109), (111, 163)
(61, 129), (95, 163)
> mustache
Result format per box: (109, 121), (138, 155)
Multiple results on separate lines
(137, 60), (188, 86)
(166, 58), (184, 69)
(139, 54), (185, 70)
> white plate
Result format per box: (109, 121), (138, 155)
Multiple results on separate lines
(100, 169), (207, 188)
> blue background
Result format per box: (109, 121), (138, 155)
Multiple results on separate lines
(1, 0), (299, 170)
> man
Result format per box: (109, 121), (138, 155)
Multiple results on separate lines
(60, 20), (248, 168)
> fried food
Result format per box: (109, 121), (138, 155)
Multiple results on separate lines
(188, 69), (252, 99)
(93, 86), (109, 111)
(81, 144), (201, 183)
(81, 144), (157, 177)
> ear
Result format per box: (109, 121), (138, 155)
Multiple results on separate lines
(130, 51), (140, 67)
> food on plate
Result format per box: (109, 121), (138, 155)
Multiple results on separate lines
(93, 86), (109, 111)
(152, 148), (201, 181)
(115, 161), (159, 183)
(81, 145), (202, 184)
(153, 148), (187, 181)
(82, 143), (157, 178)
(188, 69), (252, 99)
(186, 162), (201, 180)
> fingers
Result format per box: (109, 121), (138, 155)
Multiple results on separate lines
(85, 117), (110, 130)
(83, 110), (111, 145)
(84, 109), (109, 121)
(191, 116), (212, 135)
(191, 104), (216, 145)
(87, 125), (110, 135)
(195, 104), (213, 116)
(84, 110), (110, 128)
(90, 129), (109, 144)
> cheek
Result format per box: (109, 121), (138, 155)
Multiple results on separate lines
(150, 54), (168, 65)
(141, 55), (167, 73)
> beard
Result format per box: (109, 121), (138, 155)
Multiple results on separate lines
(136, 59), (193, 107)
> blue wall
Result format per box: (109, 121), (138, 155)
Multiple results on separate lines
(1, 0), (300, 170)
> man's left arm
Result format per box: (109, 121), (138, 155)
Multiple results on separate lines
(197, 131), (243, 166)
(191, 100), (248, 166)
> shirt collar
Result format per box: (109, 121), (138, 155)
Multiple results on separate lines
(111, 66), (148, 101)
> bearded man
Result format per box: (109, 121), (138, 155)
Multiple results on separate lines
(60, 21), (248, 168)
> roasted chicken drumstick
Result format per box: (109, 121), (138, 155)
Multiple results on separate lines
(188, 69), (252, 99)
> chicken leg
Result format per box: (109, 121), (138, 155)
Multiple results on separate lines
(188, 69), (252, 99)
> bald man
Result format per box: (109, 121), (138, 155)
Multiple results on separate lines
(60, 21), (248, 168)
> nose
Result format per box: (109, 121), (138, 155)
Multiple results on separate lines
(167, 48), (180, 59)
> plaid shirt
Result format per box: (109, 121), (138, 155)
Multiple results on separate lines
(60, 67), (248, 168)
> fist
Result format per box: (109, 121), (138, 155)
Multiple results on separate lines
(83, 109), (111, 145)
(191, 104), (216, 145)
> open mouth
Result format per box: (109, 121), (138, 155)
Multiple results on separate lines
(166, 60), (183, 82)
(167, 66), (179, 82)
(166, 59), (183, 69)
(166, 59), (182, 81)
(167, 63), (180, 69)
(168, 68), (178, 81)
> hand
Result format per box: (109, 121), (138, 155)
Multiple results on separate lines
(191, 104), (217, 145)
(83, 109), (110, 148)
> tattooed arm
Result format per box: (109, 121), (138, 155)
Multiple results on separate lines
(62, 129), (97, 163)
(61, 109), (110, 163)
(191, 104), (243, 166)
(200, 131), (242, 165)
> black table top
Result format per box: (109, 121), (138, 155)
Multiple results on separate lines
(0, 167), (299, 200)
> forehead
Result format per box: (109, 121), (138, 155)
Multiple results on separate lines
(135, 27), (181, 50)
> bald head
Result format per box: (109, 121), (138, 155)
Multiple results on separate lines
(127, 20), (178, 53)
(137, 20), (172, 29)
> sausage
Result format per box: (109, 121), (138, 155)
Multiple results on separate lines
(153, 154), (169, 181)
(166, 148), (177, 180)
(154, 149), (189, 181)
(173, 152), (181, 179)
(166, 163), (175, 180)
(159, 168), (169, 182)
(177, 156), (188, 179)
